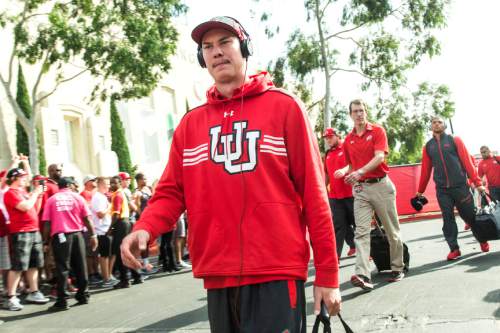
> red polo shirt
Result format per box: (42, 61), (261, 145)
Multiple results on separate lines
(343, 122), (390, 180)
(324, 143), (353, 199)
(478, 156), (500, 187)
(3, 188), (39, 234)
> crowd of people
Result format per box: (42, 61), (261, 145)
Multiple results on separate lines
(0, 158), (191, 312)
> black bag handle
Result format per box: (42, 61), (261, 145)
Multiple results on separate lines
(480, 191), (498, 207)
(312, 302), (354, 333)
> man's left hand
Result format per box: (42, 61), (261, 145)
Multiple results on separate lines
(313, 286), (341, 316)
(90, 237), (98, 252)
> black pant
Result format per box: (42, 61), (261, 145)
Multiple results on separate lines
(51, 231), (88, 303)
(112, 220), (140, 282)
(329, 197), (355, 257)
(436, 185), (479, 250)
(208, 280), (306, 333)
(489, 186), (500, 202)
(159, 231), (176, 269)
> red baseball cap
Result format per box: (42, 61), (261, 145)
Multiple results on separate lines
(191, 16), (246, 45)
(32, 175), (48, 181)
(118, 172), (131, 181)
(6, 168), (28, 179)
(322, 128), (337, 137)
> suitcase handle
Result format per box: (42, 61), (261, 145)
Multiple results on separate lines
(312, 301), (354, 333)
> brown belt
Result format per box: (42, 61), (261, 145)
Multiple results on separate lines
(360, 175), (386, 184)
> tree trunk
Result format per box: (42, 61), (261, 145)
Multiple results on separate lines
(27, 119), (39, 175)
(314, 0), (331, 131)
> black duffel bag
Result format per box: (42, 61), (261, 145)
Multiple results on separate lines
(370, 225), (410, 273)
(471, 193), (500, 241)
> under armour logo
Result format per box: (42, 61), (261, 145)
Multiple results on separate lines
(209, 121), (261, 174)
(224, 110), (234, 118)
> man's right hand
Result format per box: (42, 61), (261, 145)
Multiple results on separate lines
(333, 169), (345, 179)
(120, 230), (150, 270)
(416, 192), (423, 197)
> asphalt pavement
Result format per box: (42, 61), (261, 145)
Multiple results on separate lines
(1, 217), (499, 332)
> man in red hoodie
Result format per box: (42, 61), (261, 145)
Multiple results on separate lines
(416, 116), (488, 260)
(121, 16), (341, 332)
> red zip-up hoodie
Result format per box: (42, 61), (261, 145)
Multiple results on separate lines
(133, 72), (339, 289)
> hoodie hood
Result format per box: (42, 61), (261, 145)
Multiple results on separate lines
(206, 71), (274, 105)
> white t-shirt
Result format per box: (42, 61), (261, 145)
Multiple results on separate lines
(90, 192), (111, 236)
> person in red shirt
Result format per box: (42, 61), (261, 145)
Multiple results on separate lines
(335, 99), (405, 290)
(416, 116), (488, 260)
(478, 145), (500, 202)
(323, 128), (356, 259)
(3, 168), (49, 311)
(120, 16), (341, 331)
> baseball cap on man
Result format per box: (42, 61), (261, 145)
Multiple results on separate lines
(118, 172), (131, 181)
(83, 175), (97, 184)
(32, 175), (48, 181)
(191, 16), (246, 44)
(57, 176), (76, 189)
(6, 168), (28, 179)
(323, 128), (337, 137)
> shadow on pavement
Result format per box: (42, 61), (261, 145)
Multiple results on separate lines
(0, 306), (63, 322)
(458, 250), (500, 273)
(405, 233), (444, 244)
(483, 289), (500, 319)
(129, 304), (208, 332)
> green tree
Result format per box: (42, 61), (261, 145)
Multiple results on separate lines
(15, 64), (46, 174)
(0, 0), (186, 172)
(262, 0), (455, 163)
(110, 97), (133, 180)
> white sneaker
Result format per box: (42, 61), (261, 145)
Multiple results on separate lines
(178, 260), (192, 269)
(6, 296), (23, 311)
(25, 291), (50, 304)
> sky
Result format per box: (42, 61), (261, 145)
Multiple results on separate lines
(178, 0), (499, 155)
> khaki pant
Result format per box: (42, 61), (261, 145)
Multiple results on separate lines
(353, 176), (404, 278)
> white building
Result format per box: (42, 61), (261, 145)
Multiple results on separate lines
(0, 20), (211, 184)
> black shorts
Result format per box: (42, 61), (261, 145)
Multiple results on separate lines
(207, 280), (306, 333)
(97, 235), (112, 257)
(10, 231), (44, 271)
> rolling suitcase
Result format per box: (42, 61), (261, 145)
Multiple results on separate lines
(370, 225), (410, 273)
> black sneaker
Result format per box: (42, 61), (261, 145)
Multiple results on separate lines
(48, 301), (69, 312)
(75, 295), (89, 305)
(387, 271), (405, 282)
(113, 281), (130, 289)
(131, 277), (144, 285)
(350, 274), (374, 291)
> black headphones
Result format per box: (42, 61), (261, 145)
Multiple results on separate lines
(197, 16), (253, 68)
